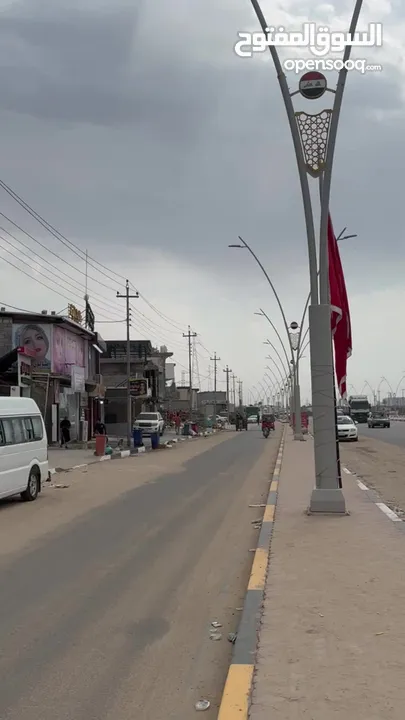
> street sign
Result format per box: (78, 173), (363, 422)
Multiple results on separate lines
(68, 303), (83, 325)
(299, 71), (327, 100)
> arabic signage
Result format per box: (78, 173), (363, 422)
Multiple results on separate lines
(129, 378), (148, 397)
(17, 348), (33, 387)
(71, 365), (85, 393)
(234, 23), (383, 58)
(68, 304), (83, 325)
(52, 326), (85, 375)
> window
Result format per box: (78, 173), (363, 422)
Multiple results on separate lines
(0, 423), (5, 446)
(24, 417), (35, 441)
(11, 417), (28, 444)
(31, 416), (44, 441)
(1, 418), (14, 445)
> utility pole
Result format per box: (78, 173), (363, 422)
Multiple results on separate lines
(231, 373), (237, 410)
(117, 280), (139, 447)
(223, 365), (232, 423)
(183, 326), (197, 419)
(210, 352), (220, 424)
(238, 379), (243, 407)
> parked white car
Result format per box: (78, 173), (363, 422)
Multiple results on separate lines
(0, 397), (48, 502)
(133, 412), (165, 437)
(337, 415), (358, 442)
(247, 415), (258, 424)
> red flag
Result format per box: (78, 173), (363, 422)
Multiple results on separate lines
(328, 214), (352, 397)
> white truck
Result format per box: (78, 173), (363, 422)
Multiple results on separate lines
(348, 395), (370, 424)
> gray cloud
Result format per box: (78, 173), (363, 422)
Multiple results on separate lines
(0, 0), (403, 286)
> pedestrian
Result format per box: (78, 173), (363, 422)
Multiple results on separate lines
(175, 413), (181, 435)
(94, 420), (106, 435)
(60, 416), (71, 448)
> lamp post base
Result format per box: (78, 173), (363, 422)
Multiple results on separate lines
(293, 431), (304, 441)
(308, 488), (347, 514)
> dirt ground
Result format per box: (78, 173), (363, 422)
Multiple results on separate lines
(340, 436), (405, 517)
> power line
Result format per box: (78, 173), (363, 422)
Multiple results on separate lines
(0, 177), (187, 330)
(210, 352), (221, 422)
(0, 178), (226, 360)
(117, 280), (139, 446)
(0, 239), (121, 321)
(223, 365), (232, 422)
(183, 327), (197, 417)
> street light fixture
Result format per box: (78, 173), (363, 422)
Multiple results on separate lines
(248, 0), (363, 514)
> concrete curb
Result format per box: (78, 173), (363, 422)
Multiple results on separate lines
(48, 432), (217, 476)
(217, 426), (286, 719)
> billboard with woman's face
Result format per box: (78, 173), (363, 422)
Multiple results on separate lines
(13, 323), (51, 370)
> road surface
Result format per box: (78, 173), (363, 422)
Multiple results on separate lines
(357, 421), (405, 449)
(0, 426), (280, 720)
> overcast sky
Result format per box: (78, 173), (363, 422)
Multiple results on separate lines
(0, 0), (403, 403)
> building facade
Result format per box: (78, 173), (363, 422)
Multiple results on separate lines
(0, 309), (106, 442)
(100, 340), (173, 435)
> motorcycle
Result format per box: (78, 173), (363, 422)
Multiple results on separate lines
(262, 426), (270, 439)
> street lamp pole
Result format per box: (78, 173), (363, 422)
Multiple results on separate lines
(259, 309), (305, 438)
(249, 0), (363, 513)
(229, 240), (302, 439)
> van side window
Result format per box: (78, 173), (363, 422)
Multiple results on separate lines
(31, 416), (44, 441)
(24, 417), (35, 441)
(0, 422), (5, 446)
(1, 418), (14, 445)
(11, 417), (28, 444)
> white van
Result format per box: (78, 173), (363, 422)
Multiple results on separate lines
(0, 397), (48, 502)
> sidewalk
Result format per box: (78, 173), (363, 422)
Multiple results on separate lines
(250, 429), (405, 719)
(47, 427), (225, 472)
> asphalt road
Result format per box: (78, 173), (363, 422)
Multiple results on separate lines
(357, 421), (405, 449)
(0, 425), (280, 720)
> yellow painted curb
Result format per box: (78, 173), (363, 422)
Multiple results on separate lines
(217, 427), (286, 719)
(247, 547), (268, 590)
(217, 664), (254, 719)
(263, 504), (275, 522)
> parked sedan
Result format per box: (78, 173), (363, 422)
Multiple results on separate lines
(133, 412), (165, 436)
(368, 412), (390, 429)
(337, 415), (358, 442)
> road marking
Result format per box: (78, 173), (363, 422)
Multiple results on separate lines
(356, 480), (368, 491)
(247, 548), (268, 590)
(217, 664), (254, 719)
(376, 503), (401, 522)
(263, 504), (275, 522)
(342, 467), (351, 474)
(270, 480), (278, 492)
